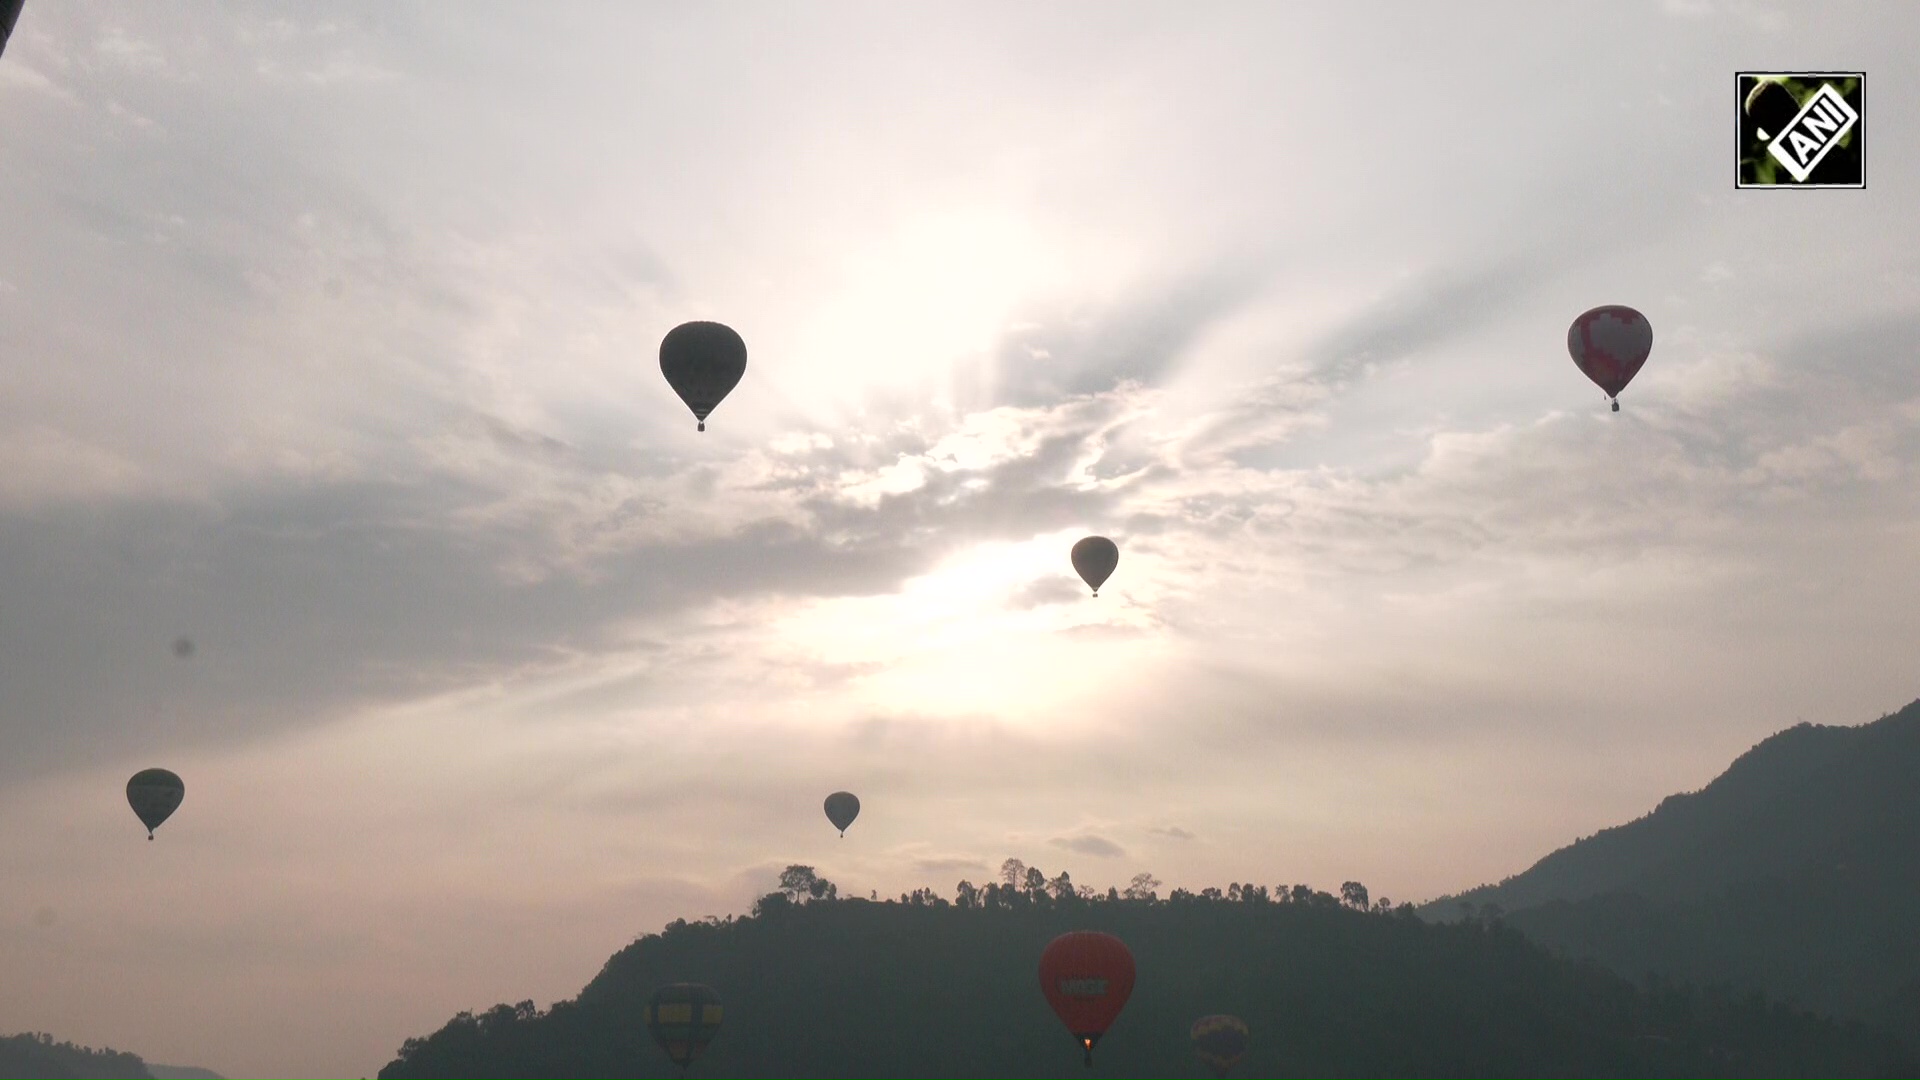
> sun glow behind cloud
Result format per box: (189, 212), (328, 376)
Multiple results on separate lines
(762, 533), (1165, 729)
(771, 205), (1075, 419)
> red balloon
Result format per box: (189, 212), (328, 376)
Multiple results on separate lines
(1038, 931), (1136, 1067)
(1567, 305), (1653, 411)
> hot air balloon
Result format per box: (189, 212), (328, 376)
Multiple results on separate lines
(645, 983), (723, 1073)
(1071, 536), (1119, 597)
(1567, 305), (1652, 412)
(1039, 930), (1136, 1067)
(1191, 1015), (1250, 1078)
(823, 791), (860, 837)
(660, 321), (747, 432)
(1, 0), (23, 59)
(126, 769), (183, 840)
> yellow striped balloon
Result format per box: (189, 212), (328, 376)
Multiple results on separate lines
(1190, 1014), (1249, 1078)
(645, 983), (723, 1072)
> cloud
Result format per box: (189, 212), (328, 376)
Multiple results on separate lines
(0, 373), (1164, 781)
(912, 856), (988, 876)
(1148, 825), (1196, 840)
(94, 28), (168, 73)
(0, 425), (151, 506)
(1299, 247), (1562, 385)
(1008, 576), (1086, 610)
(144, 292), (1891, 818)
(1668, 0), (1792, 32)
(0, 61), (81, 102)
(981, 254), (1283, 411)
(1051, 834), (1127, 858)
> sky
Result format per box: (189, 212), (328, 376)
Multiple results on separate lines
(2, 1), (1917, 1076)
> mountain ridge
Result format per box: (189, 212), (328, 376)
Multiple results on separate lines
(1421, 699), (1920, 916)
(0, 1033), (150, 1080)
(0, 1032), (224, 1080)
(378, 882), (1914, 1077)
(145, 1066), (225, 1080)
(1417, 697), (1920, 1032)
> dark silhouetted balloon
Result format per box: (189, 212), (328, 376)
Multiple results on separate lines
(1567, 305), (1652, 412)
(1039, 930), (1136, 1067)
(172, 636), (194, 659)
(1071, 536), (1118, 597)
(1191, 1014), (1250, 1077)
(645, 983), (722, 1072)
(1, 0), (23, 59)
(660, 321), (747, 432)
(824, 791), (859, 837)
(127, 768), (183, 840)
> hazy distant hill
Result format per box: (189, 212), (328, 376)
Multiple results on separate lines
(1420, 698), (1920, 1031)
(144, 1066), (223, 1080)
(379, 884), (1912, 1078)
(0, 1033), (151, 1079)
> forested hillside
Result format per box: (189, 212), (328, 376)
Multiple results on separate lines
(381, 875), (1912, 1078)
(1421, 699), (1920, 1030)
(0, 1033), (152, 1080)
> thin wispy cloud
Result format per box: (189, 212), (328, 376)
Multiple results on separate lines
(1051, 835), (1128, 859)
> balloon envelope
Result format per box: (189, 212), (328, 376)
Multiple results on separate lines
(1567, 305), (1652, 404)
(659, 321), (747, 431)
(1070, 536), (1119, 596)
(645, 983), (723, 1069)
(823, 791), (860, 836)
(1039, 931), (1135, 1065)
(1191, 1014), (1250, 1078)
(0, 0), (22, 59)
(126, 768), (184, 839)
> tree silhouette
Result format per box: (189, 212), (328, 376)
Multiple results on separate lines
(778, 865), (819, 903)
(1048, 870), (1075, 900)
(1000, 858), (1027, 891)
(1125, 872), (1161, 901)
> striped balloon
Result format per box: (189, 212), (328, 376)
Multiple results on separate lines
(1190, 1014), (1250, 1077)
(645, 983), (723, 1071)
